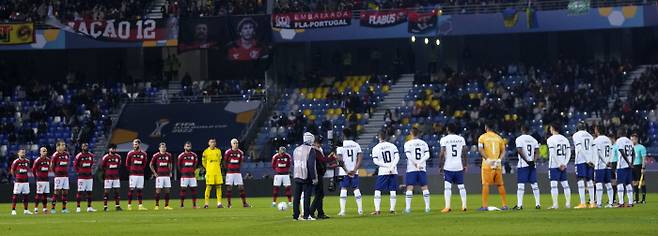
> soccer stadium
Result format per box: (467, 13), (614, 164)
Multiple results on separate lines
(0, 0), (657, 235)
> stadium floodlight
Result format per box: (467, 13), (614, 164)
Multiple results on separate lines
(424, 38), (429, 45)
(411, 35), (416, 43)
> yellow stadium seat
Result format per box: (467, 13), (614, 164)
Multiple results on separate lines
(303, 109), (312, 116)
(327, 109), (334, 116)
(402, 118), (409, 125)
(335, 108), (342, 114)
(382, 85), (390, 93)
(308, 114), (316, 121)
(356, 113), (363, 120)
(357, 125), (363, 132)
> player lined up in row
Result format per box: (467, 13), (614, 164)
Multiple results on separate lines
(317, 120), (647, 217)
(8, 138), (254, 216)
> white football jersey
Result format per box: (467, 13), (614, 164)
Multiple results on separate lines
(572, 130), (595, 164)
(404, 138), (430, 172)
(593, 135), (612, 170)
(515, 134), (539, 168)
(371, 141), (400, 175)
(338, 140), (362, 176)
(439, 134), (466, 172)
(547, 134), (571, 169)
(615, 137), (634, 169)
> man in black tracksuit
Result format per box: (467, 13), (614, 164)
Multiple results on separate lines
(310, 136), (331, 219)
(292, 133), (318, 221)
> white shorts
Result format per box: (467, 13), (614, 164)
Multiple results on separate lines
(155, 176), (172, 189)
(180, 177), (197, 188)
(323, 169), (335, 178)
(77, 179), (93, 192)
(129, 176), (145, 189)
(13, 182), (30, 194)
(273, 174), (291, 187)
(36, 181), (50, 194)
(54, 177), (69, 190)
(225, 173), (244, 186)
(104, 179), (120, 189)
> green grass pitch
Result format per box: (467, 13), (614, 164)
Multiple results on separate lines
(0, 194), (655, 235)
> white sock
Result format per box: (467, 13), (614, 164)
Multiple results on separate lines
(339, 189), (347, 213)
(517, 183), (525, 207)
(605, 183), (614, 205)
(300, 192), (304, 213)
(531, 183), (540, 206)
(422, 189), (430, 210)
(587, 180), (595, 205)
(596, 183), (604, 206)
(444, 181), (452, 209)
(550, 181), (559, 207)
(617, 184), (624, 205)
(577, 180), (586, 205)
(374, 190), (381, 212)
(561, 181), (571, 207)
(458, 184), (467, 209)
(626, 184), (633, 205)
(405, 191), (413, 211)
(389, 191), (397, 212)
(354, 189), (363, 213)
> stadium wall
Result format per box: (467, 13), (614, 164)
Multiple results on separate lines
(1, 173), (655, 202)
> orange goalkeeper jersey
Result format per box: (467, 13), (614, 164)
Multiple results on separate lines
(478, 131), (505, 167)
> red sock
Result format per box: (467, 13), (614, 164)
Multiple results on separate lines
(191, 188), (197, 207)
(104, 193), (109, 206)
(61, 194), (67, 209)
(180, 189), (186, 207)
(285, 186), (292, 202)
(155, 192), (160, 206)
(42, 194), (48, 209)
(22, 194), (28, 210)
(51, 194), (57, 209)
(76, 192), (82, 207)
(226, 190), (232, 205)
(11, 194), (17, 210)
(35, 194), (41, 208)
(137, 189), (143, 204)
(87, 192), (93, 207)
(128, 190), (133, 205)
(272, 187), (280, 203)
(164, 192), (170, 207)
(114, 192), (120, 206)
(239, 189), (247, 204)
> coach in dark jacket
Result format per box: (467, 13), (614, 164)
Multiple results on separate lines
(292, 132), (317, 220)
(310, 136), (332, 219)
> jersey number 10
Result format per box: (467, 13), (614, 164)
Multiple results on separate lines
(382, 151), (392, 163)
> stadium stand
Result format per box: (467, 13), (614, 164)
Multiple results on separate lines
(0, 0), (156, 22)
(250, 75), (391, 162)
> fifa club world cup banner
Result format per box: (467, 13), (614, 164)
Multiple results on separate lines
(408, 10), (438, 33)
(0, 23), (35, 45)
(360, 9), (407, 27)
(48, 18), (176, 42)
(110, 101), (261, 152)
(272, 11), (352, 29)
(178, 15), (271, 61)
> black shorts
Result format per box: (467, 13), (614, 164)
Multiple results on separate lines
(632, 165), (643, 181)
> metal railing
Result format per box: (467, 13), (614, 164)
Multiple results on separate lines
(276, 0), (654, 17)
(124, 94), (265, 104)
